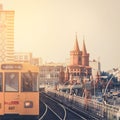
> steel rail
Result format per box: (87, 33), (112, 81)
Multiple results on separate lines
(39, 101), (48, 120)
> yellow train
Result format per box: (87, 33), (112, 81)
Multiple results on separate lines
(0, 62), (39, 119)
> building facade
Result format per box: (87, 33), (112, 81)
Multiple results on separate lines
(65, 36), (92, 83)
(89, 59), (101, 79)
(39, 62), (65, 85)
(14, 52), (40, 65)
(14, 52), (32, 63)
(0, 4), (14, 62)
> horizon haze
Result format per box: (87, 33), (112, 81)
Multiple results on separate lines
(1, 0), (120, 71)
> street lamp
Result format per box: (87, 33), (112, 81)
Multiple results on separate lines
(103, 68), (120, 96)
(103, 68), (120, 103)
(90, 75), (96, 99)
(91, 68), (101, 99)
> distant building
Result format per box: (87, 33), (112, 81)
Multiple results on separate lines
(0, 4), (15, 62)
(64, 35), (92, 83)
(14, 52), (40, 65)
(89, 59), (101, 79)
(14, 52), (32, 63)
(32, 58), (40, 66)
(39, 62), (65, 85)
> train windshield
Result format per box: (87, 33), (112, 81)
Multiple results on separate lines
(5, 72), (19, 92)
(0, 73), (2, 91)
(21, 71), (38, 92)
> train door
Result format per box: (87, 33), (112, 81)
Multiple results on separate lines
(4, 72), (20, 114)
(19, 72), (39, 115)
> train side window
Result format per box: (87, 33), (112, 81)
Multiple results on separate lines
(21, 71), (38, 92)
(0, 73), (3, 91)
(5, 72), (19, 92)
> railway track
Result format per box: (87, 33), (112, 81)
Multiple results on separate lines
(46, 91), (102, 120)
(39, 93), (89, 120)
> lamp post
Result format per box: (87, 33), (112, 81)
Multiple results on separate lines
(91, 69), (101, 99)
(103, 68), (120, 104)
(103, 68), (120, 96)
(101, 68), (120, 119)
(90, 75), (96, 99)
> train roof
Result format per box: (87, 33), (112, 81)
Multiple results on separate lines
(0, 62), (39, 72)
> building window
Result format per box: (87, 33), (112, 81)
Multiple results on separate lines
(50, 74), (53, 77)
(24, 55), (28, 60)
(19, 56), (23, 59)
(79, 57), (81, 62)
(55, 74), (58, 78)
(74, 73), (76, 76)
(15, 56), (18, 59)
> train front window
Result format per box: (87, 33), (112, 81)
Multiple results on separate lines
(21, 71), (38, 92)
(0, 73), (3, 91)
(5, 72), (19, 92)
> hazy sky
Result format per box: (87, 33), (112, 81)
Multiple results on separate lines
(2, 0), (120, 71)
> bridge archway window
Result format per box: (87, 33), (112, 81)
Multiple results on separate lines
(73, 73), (76, 76)
(77, 73), (79, 76)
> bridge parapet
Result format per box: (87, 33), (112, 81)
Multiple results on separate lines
(45, 89), (120, 120)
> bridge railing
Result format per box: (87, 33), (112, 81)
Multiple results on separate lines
(45, 89), (120, 120)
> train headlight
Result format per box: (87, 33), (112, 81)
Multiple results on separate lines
(24, 101), (33, 108)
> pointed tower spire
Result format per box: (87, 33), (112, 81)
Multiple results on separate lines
(70, 33), (82, 65)
(82, 36), (89, 66)
(74, 33), (80, 51)
(82, 37), (87, 55)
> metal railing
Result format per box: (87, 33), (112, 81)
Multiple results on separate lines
(45, 89), (120, 120)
